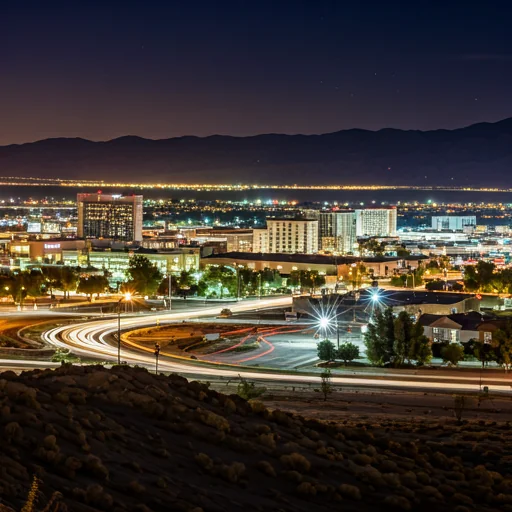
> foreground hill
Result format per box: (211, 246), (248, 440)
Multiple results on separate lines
(2, 118), (512, 185)
(0, 365), (511, 511)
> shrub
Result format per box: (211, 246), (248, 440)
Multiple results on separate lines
(317, 339), (336, 361)
(52, 348), (80, 364)
(221, 462), (246, 483)
(280, 453), (311, 473)
(336, 342), (360, 365)
(441, 343), (465, 366)
(453, 395), (466, 424)
(383, 495), (411, 510)
(296, 481), (317, 496)
(338, 483), (361, 500)
(320, 369), (333, 401)
(198, 410), (230, 432)
(256, 460), (276, 477)
(195, 453), (213, 471)
(237, 375), (266, 400)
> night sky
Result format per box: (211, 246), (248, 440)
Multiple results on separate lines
(2, 1), (512, 145)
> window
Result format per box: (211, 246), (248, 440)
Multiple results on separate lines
(450, 329), (459, 342)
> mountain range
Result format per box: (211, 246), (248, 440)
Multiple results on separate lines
(1, 118), (512, 186)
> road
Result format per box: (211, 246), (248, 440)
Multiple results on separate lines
(33, 296), (512, 394)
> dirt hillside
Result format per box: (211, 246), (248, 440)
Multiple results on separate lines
(0, 365), (511, 511)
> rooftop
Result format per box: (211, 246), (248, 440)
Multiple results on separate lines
(202, 251), (428, 265)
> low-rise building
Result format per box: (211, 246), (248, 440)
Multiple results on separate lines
(419, 312), (486, 343)
(8, 239), (87, 267)
(201, 252), (427, 279)
(62, 248), (200, 286)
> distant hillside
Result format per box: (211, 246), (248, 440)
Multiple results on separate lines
(1, 118), (512, 185)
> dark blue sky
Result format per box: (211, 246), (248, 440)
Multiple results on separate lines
(2, 1), (512, 144)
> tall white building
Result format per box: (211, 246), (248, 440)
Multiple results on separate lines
(431, 216), (477, 231)
(319, 211), (356, 254)
(267, 218), (318, 254)
(355, 208), (397, 237)
(252, 228), (269, 253)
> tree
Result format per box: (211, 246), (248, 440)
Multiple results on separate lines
(288, 270), (325, 293)
(336, 342), (360, 366)
(364, 308), (395, 366)
(492, 323), (512, 372)
(320, 369), (333, 401)
(359, 239), (387, 257)
(10, 272), (28, 305)
(393, 311), (413, 365)
(77, 275), (109, 299)
(441, 343), (465, 366)
(41, 266), (61, 296)
(425, 279), (445, 291)
(390, 275), (406, 287)
(125, 255), (163, 296)
(408, 321), (432, 365)
(199, 265), (237, 298)
(21, 270), (44, 299)
(317, 339), (336, 362)
(58, 266), (78, 298)
(472, 339), (496, 368)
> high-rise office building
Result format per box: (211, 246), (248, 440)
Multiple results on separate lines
(319, 211), (356, 254)
(267, 218), (318, 254)
(355, 208), (397, 237)
(77, 193), (143, 242)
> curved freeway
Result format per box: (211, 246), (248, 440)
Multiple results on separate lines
(39, 297), (512, 393)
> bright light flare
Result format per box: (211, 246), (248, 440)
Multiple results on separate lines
(124, 292), (132, 301)
(319, 317), (330, 329)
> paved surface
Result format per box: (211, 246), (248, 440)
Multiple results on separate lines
(28, 297), (511, 394)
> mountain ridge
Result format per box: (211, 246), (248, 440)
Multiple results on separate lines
(1, 118), (512, 185)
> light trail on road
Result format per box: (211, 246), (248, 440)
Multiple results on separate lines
(33, 295), (512, 393)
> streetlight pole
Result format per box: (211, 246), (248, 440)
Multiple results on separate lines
(168, 274), (172, 311)
(117, 292), (132, 365)
(336, 318), (340, 350)
(154, 342), (160, 374)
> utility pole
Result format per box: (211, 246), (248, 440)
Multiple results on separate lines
(154, 342), (161, 374)
(168, 273), (172, 310)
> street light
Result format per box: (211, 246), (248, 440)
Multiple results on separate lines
(168, 273), (172, 311)
(117, 292), (132, 365)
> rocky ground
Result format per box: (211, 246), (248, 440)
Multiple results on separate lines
(0, 365), (511, 512)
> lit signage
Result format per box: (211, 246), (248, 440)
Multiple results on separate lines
(44, 243), (61, 250)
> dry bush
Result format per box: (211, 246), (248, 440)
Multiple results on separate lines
(195, 453), (214, 471)
(280, 453), (311, 473)
(353, 453), (373, 466)
(197, 409), (230, 432)
(296, 482), (317, 496)
(249, 400), (267, 414)
(258, 433), (276, 450)
(220, 462), (246, 483)
(338, 483), (361, 500)
(255, 460), (276, 477)
(383, 495), (411, 510)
